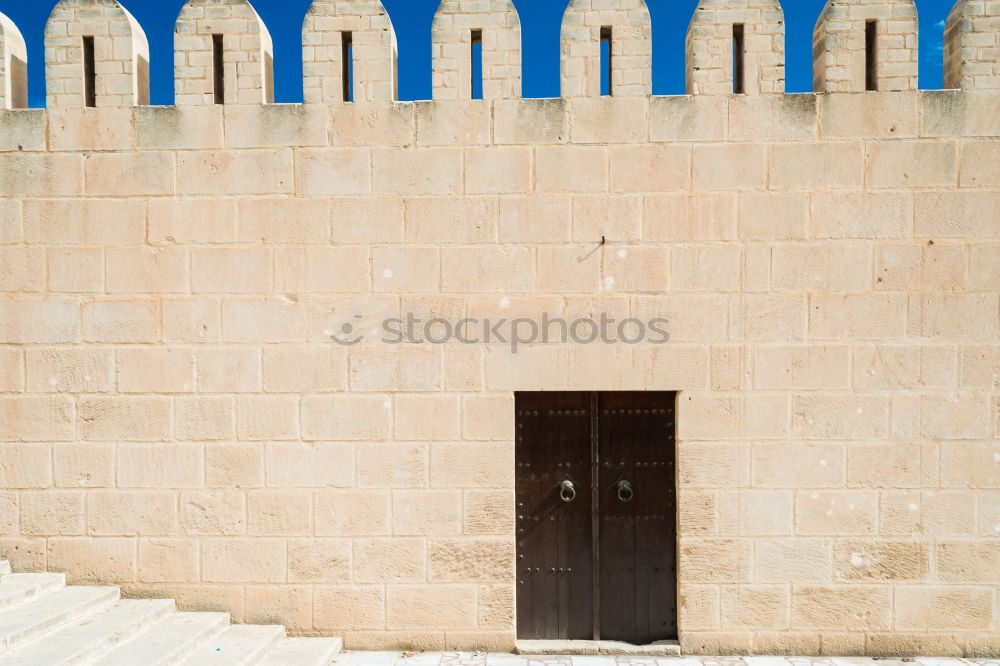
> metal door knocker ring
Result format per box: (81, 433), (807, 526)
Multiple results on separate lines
(617, 479), (634, 503)
(559, 479), (577, 503)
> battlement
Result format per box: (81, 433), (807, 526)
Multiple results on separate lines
(1, 0), (999, 112)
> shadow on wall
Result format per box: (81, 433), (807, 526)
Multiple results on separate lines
(0, 0), (988, 107)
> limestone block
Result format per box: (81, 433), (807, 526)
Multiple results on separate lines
(769, 142), (864, 189)
(303, 0), (396, 104)
(201, 538), (286, 583)
(679, 538), (751, 583)
(441, 246), (533, 292)
(406, 196), (498, 242)
(315, 490), (390, 536)
(0, 110), (43, 151)
(867, 140), (957, 188)
(432, 0), (520, 100)
(87, 490), (177, 536)
(571, 97), (649, 144)
(819, 91), (919, 138)
(846, 442), (923, 488)
(464, 489), (514, 535)
(771, 246), (872, 291)
(915, 190), (1000, 238)
(755, 539), (833, 583)
(795, 491), (879, 536)
(244, 585), (313, 632)
(719, 490), (793, 536)
(117, 443), (205, 488)
(908, 292), (999, 338)
(650, 95), (727, 142)
(178, 150), (293, 195)
(493, 98), (567, 144)
(0, 247), (43, 292)
(465, 146), (531, 194)
(0, 396), (75, 442)
(791, 586), (891, 630)
(728, 94), (817, 141)
(332, 197), (404, 242)
(809, 293), (907, 339)
(248, 490), (311, 536)
(85, 152), (175, 196)
(430, 442), (513, 488)
(136, 105), (224, 150)
(24, 199), (144, 245)
(47, 248), (104, 293)
(720, 585), (790, 630)
(313, 585), (386, 631)
(961, 344), (1000, 388)
(875, 244), (966, 291)
(352, 538), (424, 583)
(394, 395), (460, 441)
(47, 537), (136, 584)
(945, 0), (1000, 90)
(0, 444), (52, 488)
(752, 443), (845, 488)
(813, 0), (918, 93)
(940, 441), (1000, 488)
(373, 147), (462, 195)
(222, 298), (306, 343)
(164, 298), (222, 343)
(294, 148), (372, 196)
(386, 585), (476, 630)
(832, 539), (929, 581)
(610, 144), (689, 193)
(936, 541), (1000, 582)
(265, 443), (354, 489)
(107, 248), (189, 294)
(180, 490), (246, 534)
(197, 348), (260, 392)
(0, 154), (84, 197)
(0, 12), (26, 109)
(139, 538), (200, 583)
(961, 140), (1000, 186)
(922, 90), (1000, 137)
(174, 396), (235, 440)
(693, 143), (767, 191)
(174, 0), (273, 105)
(235, 395), (299, 441)
(288, 538), (351, 583)
(880, 490), (978, 536)
(48, 108), (134, 151)
(687, 0), (785, 95)
(392, 490), (462, 536)
(792, 394), (889, 439)
(357, 443), (427, 488)
(562, 0), (651, 97)
(44, 0), (149, 107)
(428, 538), (513, 584)
(83, 299), (160, 343)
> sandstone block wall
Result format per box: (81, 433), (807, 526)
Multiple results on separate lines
(174, 0), (274, 106)
(945, 0), (1000, 90)
(44, 0), (150, 109)
(813, 0), (919, 93)
(561, 0), (652, 98)
(302, 0), (397, 104)
(0, 11), (27, 110)
(0, 93), (998, 656)
(432, 0), (521, 100)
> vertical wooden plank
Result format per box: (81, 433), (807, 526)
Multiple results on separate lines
(597, 392), (677, 644)
(515, 392), (594, 640)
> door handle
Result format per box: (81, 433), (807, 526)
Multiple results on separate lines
(616, 479), (634, 503)
(559, 479), (577, 503)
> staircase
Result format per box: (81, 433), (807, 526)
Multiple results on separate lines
(0, 560), (341, 665)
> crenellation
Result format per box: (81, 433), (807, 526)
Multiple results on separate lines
(813, 0), (919, 93)
(945, 0), (1000, 89)
(302, 0), (397, 104)
(561, 0), (652, 98)
(432, 0), (521, 100)
(44, 0), (149, 108)
(174, 0), (273, 106)
(687, 0), (786, 96)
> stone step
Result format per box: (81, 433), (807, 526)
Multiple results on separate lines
(0, 585), (119, 651)
(0, 598), (175, 666)
(94, 611), (231, 666)
(258, 637), (343, 666)
(0, 573), (66, 612)
(0, 561), (9, 575)
(178, 624), (286, 666)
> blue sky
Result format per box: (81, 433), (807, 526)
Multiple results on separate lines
(0, 0), (954, 107)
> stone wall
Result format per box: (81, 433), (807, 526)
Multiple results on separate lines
(0, 92), (998, 655)
(0, 11), (27, 109)
(1, 0), (1000, 657)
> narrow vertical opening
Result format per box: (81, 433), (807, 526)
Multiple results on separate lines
(732, 24), (745, 95)
(600, 26), (612, 97)
(865, 20), (878, 91)
(82, 36), (96, 107)
(471, 29), (483, 100)
(212, 34), (225, 104)
(342, 31), (354, 102)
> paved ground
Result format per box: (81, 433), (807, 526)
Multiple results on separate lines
(334, 655), (999, 666)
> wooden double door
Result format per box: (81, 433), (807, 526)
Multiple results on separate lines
(515, 392), (677, 645)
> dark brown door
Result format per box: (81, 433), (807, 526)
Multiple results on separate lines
(515, 392), (677, 644)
